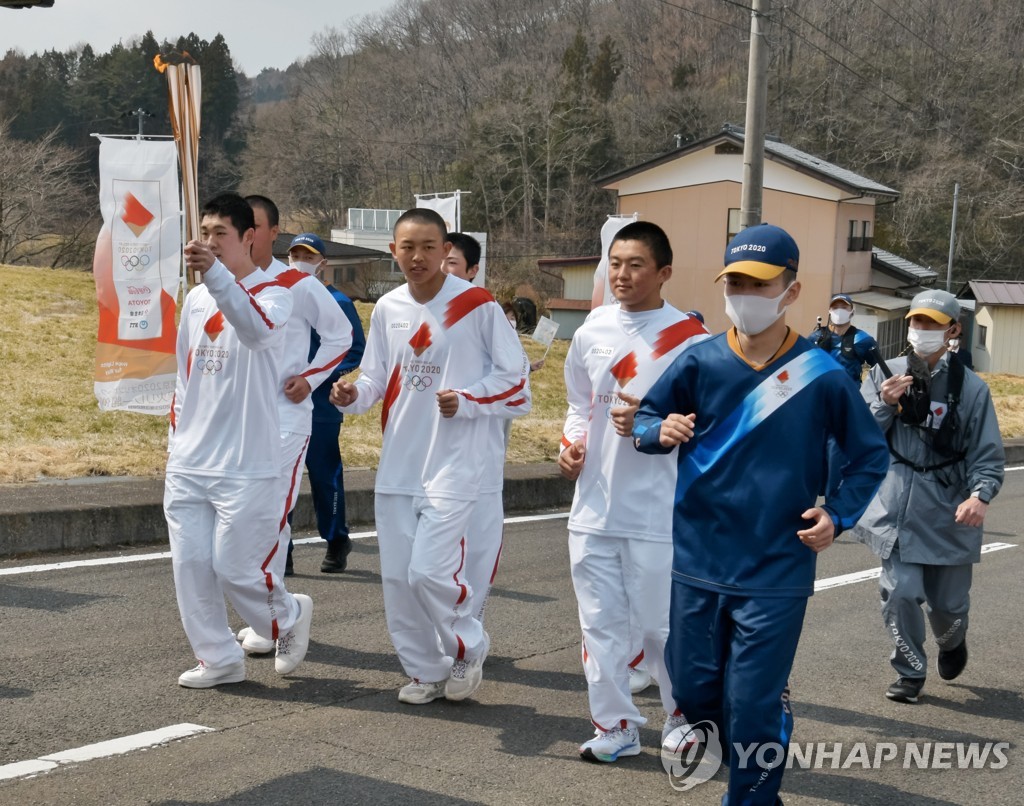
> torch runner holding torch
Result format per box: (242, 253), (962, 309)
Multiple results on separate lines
(166, 192), (314, 687)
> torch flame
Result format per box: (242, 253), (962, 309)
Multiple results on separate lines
(153, 50), (196, 73)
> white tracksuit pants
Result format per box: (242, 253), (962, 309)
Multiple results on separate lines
(465, 490), (504, 624)
(568, 530), (676, 730)
(375, 493), (488, 683)
(165, 472), (301, 667)
(272, 431), (311, 577)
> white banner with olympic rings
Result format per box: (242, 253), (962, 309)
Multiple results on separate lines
(92, 136), (181, 414)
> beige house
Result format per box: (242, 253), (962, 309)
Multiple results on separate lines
(538, 255), (599, 338)
(597, 125), (900, 337)
(963, 281), (1024, 373)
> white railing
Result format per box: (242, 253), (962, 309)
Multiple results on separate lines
(347, 208), (403, 231)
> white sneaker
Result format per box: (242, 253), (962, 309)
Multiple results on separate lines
(177, 660), (245, 689)
(445, 654), (484, 701)
(662, 713), (691, 743)
(628, 666), (653, 694)
(579, 726), (641, 762)
(237, 626), (275, 655)
(398, 679), (447, 705)
(275, 593), (313, 675)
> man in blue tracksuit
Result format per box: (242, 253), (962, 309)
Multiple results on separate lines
(633, 224), (889, 804)
(810, 293), (879, 385)
(287, 235), (366, 573)
(810, 292), (881, 498)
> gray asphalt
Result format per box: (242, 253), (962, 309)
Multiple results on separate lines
(1, 475), (1022, 805)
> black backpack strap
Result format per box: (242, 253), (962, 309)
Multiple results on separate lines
(840, 326), (857, 358)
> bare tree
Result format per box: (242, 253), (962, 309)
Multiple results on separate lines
(0, 120), (94, 267)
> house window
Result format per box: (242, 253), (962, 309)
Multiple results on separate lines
(345, 266), (356, 283)
(862, 220), (873, 251)
(848, 220), (863, 252)
(978, 324), (988, 348)
(876, 316), (908, 360)
(727, 209), (742, 244)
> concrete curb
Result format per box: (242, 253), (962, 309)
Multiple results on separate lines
(0, 463), (576, 559)
(3, 440), (1022, 560)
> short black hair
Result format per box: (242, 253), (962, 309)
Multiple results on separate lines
(201, 192), (255, 237)
(394, 208), (447, 240)
(245, 194), (279, 228)
(447, 232), (481, 268)
(611, 221), (672, 268)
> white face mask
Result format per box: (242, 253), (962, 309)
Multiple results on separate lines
(291, 259), (321, 276)
(907, 326), (949, 357)
(724, 283), (793, 336)
(829, 307), (852, 326)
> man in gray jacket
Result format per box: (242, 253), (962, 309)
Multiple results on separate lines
(853, 290), (1003, 704)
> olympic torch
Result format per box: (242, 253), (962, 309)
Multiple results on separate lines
(154, 51), (202, 283)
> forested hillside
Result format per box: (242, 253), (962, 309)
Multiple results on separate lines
(2, 0), (1022, 289)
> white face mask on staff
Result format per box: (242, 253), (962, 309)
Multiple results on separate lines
(907, 326), (950, 357)
(724, 283), (794, 336)
(829, 307), (852, 326)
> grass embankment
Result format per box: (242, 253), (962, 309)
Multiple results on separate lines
(0, 265), (566, 482)
(1, 264), (1021, 483)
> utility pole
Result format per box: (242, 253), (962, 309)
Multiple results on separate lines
(740, 0), (770, 230)
(946, 182), (960, 293)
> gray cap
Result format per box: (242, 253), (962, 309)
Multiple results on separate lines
(906, 289), (960, 325)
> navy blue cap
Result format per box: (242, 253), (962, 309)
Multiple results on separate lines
(289, 232), (326, 256)
(717, 223), (799, 280)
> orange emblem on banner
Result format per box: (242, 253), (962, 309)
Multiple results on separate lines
(121, 192), (155, 238)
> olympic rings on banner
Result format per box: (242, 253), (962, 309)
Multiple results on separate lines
(120, 254), (152, 270)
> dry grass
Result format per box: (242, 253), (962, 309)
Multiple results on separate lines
(1, 262), (1020, 483)
(984, 374), (1024, 438)
(0, 265), (568, 482)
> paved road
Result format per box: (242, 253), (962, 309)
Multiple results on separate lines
(1, 475), (1022, 805)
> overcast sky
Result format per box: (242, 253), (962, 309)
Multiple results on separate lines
(0, 0), (398, 75)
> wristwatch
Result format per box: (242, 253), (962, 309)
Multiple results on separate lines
(970, 490), (991, 504)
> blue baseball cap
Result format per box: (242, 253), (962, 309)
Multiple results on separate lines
(830, 293), (854, 308)
(717, 223), (799, 281)
(289, 232), (326, 257)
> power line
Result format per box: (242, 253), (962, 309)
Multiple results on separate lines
(862, 0), (954, 65)
(648, 0), (749, 33)
(779, 4), (1024, 155)
(779, 6), (915, 114)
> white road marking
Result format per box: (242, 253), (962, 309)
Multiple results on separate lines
(0, 551), (172, 576)
(815, 542), (1017, 592)
(0, 513), (572, 576)
(0, 723), (213, 782)
(0, 512), (1017, 783)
